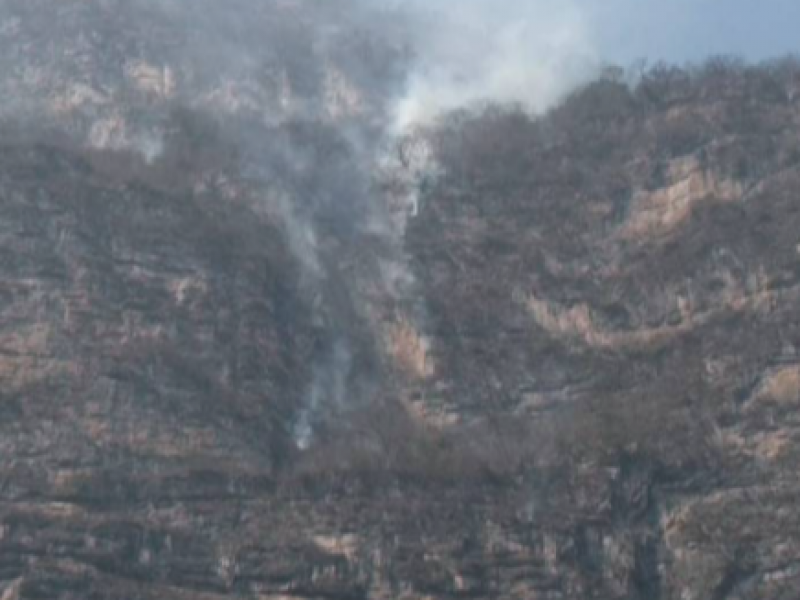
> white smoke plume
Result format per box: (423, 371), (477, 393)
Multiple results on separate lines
(390, 0), (599, 131)
(0, 0), (601, 451)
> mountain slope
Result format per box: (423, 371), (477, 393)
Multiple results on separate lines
(1, 2), (800, 598)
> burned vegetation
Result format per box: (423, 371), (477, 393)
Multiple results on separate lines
(0, 0), (800, 595)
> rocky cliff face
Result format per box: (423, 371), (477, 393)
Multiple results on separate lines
(1, 2), (800, 599)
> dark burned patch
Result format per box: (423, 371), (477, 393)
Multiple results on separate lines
(1, 31), (800, 598)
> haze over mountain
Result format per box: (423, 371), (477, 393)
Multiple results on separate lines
(0, 1), (800, 599)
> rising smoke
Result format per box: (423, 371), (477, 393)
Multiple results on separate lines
(390, 0), (598, 131)
(0, 0), (598, 449)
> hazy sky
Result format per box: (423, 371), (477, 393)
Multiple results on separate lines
(585, 0), (800, 64)
(387, 0), (800, 125)
(408, 0), (800, 65)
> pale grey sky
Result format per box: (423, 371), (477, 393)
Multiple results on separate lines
(386, 0), (800, 124)
(406, 0), (800, 65)
(584, 0), (800, 64)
